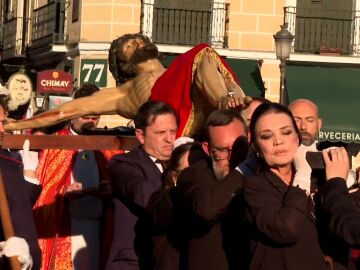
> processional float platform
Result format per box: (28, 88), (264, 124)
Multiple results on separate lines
(0, 134), (138, 150)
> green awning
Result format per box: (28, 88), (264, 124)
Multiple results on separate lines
(161, 54), (265, 97)
(286, 65), (360, 143)
(225, 58), (265, 97)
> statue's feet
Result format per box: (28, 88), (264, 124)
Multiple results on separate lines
(218, 95), (253, 111)
(224, 77), (246, 99)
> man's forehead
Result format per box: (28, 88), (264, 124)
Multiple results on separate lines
(290, 101), (319, 116)
(144, 114), (177, 132)
(149, 113), (176, 123)
(209, 120), (247, 143)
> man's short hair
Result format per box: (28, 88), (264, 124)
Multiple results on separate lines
(205, 109), (247, 140)
(73, 83), (100, 99)
(134, 100), (178, 133)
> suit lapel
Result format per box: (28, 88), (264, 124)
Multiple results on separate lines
(135, 147), (162, 182)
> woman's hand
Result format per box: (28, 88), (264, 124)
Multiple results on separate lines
(65, 182), (85, 200)
(323, 147), (349, 181)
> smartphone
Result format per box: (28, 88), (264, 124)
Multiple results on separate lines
(306, 151), (352, 169)
(306, 151), (325, 169)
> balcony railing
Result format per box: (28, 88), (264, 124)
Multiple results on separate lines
(142, 1), (229, 48)
(285, 6), (360, 55)
(2, 17), (25, 60)
(31, 0), (66, 50)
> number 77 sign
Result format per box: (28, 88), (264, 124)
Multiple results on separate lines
(80, 59), (108, 87)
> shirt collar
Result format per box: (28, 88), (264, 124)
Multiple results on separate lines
(70, 126), (78, 135)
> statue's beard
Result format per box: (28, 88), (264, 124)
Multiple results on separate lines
(115, 43), (159, 84)
(130, 43), (159, 65)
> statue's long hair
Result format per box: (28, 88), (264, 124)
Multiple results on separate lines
(108, 33), (158, 85)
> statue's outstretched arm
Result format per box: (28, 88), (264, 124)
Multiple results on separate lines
(4, 87), (125, 131)
(4, 71), (160, 132)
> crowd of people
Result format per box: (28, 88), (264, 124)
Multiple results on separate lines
(0, 33), (359, 270)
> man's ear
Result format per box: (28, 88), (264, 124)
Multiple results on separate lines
(135, 129), (145, 144)
(318, 117), (323, 130)
(202, 142), (210, 156)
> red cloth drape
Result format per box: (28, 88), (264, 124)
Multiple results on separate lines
(150, 43), (238, 137)
(34, 129), (123, 270)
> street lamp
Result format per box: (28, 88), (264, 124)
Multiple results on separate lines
(273, 23), (294, 105)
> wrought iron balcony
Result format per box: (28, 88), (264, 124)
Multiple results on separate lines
(31, 0), (66, 50)
(2, 17), (26, 60)
(285, 6), (360, 55)
(142, 1), (229, 48)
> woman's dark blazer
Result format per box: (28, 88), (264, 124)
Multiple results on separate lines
(243, 169), (328, 270)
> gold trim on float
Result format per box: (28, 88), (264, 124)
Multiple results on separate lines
(182, 47), (234, 137)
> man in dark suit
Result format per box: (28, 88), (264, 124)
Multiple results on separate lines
(0, 96), (42, 269)
(106, 100), (178, 270)
(175, 109), (250, 270)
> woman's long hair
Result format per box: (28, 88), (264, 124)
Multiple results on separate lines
(162, 142), (207, 189)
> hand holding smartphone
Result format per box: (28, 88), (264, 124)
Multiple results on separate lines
(306, 149), (352, 170)
(306, 151), (325, 169)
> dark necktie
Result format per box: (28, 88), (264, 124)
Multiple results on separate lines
(155, 159), (169, 171)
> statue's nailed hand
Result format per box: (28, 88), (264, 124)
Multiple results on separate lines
(217, 96), (252, 111)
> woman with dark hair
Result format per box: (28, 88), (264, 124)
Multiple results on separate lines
(243, 102), (348, 270)
(148, 141), (207, 270)
(162, 142), (206, 189)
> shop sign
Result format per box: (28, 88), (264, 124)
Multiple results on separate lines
(37, 70), (73, 94)
(80, 59), (107, 87)
(7, 72), (33, 108)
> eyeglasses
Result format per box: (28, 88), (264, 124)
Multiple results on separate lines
(211, 147), (232, 161)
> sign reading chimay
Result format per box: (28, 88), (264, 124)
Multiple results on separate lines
(37, 70), (73, 94)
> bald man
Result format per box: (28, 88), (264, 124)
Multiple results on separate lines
(288, 99), (322, 146)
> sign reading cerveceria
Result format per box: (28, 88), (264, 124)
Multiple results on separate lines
(37, 70), (73, 94)
(319, 131), (360, 143)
